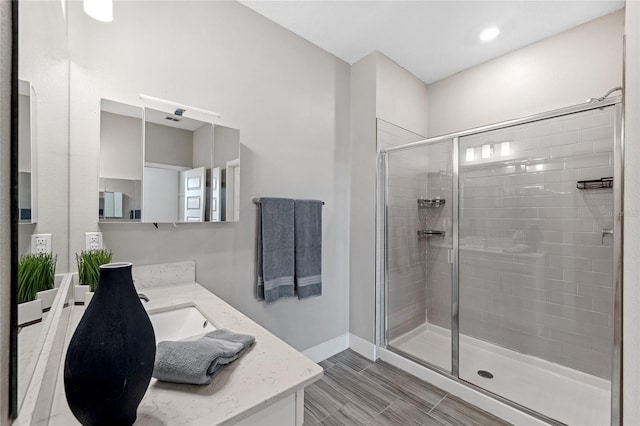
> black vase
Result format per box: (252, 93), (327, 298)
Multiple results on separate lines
(64, 262), (156, 426)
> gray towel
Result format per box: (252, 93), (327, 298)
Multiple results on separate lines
(294, 200), (322, 299)
(257, 198), (295, 303)
(152, 329), (255, 385)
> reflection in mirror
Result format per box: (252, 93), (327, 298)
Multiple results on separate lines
(213, 126), (241, 222)
(140, 107), (240, 223)
(18, 80), (37, 224)
(16, 0), (70, 415)
(143, 108), (213, 223)
(99, 99), (143, 222)
(16, 80), (41, 412)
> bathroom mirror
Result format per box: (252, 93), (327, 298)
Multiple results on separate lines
(99, 99), (144, 222)
(141, 108), (240, 223)
(98, 101), (241, 223)
(15, 0), (70, 416)
(18, 79), (37, 224)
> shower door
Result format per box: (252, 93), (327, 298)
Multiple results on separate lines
(384, 137), (454, 373)
(380, 100), (621, 426)
(457, 105), (619, 426)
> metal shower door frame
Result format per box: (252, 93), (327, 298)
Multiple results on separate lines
(376, 96), (623, 426)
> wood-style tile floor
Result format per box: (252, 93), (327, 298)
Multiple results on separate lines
(304, 349), (511, 426)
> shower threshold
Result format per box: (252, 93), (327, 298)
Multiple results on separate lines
(389, 323), (610, 426)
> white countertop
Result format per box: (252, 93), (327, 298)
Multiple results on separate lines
(48, 282), (323, 425)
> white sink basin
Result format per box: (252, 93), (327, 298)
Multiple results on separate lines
(148, 303), (217, 343)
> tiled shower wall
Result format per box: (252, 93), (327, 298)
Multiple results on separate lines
(423, 147), (453, 330)
(455, 106), (615, 379)
(383, 118), (454, 341)
(379, 120), (428, 340)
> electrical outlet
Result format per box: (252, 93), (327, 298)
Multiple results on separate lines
(31, 233), (52, 254)
(85, 232), (103, 251)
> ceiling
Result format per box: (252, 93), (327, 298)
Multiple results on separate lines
(240, 1), (624, 84)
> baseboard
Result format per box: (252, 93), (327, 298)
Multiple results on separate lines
(349, 333), (378, 361)
(302, 333), (350, 363)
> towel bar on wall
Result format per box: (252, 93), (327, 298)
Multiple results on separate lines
(252, 198), (325, 205)
(576, 177), (613, 189)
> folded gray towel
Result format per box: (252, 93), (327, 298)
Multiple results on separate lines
(294, 199), (322, 299)
(152, 329), (255, 385)
(257, 198), (295, 303)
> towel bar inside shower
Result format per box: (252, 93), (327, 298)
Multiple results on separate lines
(576, 177), (613, 189)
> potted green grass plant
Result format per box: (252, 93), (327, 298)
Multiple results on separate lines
(75, 249), (112, 306)
(18, 253), (57, 326)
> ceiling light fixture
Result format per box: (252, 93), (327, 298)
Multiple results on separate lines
(465, 148), (475, 162)
(501, 142), (510, 156)
(479, 27), (500, 42)
(83, 0), (113, 22)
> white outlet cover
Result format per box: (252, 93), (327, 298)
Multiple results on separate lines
(31, 233), (52, 254)
(85, 232), (103, 251)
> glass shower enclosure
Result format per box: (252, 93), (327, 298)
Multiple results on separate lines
(379, 99), (622, 426)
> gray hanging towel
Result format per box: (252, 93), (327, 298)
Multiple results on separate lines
(294, 199), (322, 299)
(257, 198), (295, 303)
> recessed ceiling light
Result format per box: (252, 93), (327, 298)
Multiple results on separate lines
(479, 27), (500, 42)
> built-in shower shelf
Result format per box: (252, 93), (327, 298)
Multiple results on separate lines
(417, 230), (445, 238)
(577, 177), (613, 189)
(417, 198), (445, 208)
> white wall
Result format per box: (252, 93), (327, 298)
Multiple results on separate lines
(427, 10), (624, 137)
(213, 126), (240, 168)
(349, 51), (429, 342)
(623, 1), (640, 424)
(100, 112), (142, 180)
(349, 53), (378, 342)
(67, 0), (351, 351)
(18, 0), (69, 270)
(145, 122), (193, 168)
(193, 125), (212, 170)
(376, 53), (429, 138)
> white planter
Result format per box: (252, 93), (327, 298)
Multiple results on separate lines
(18, 299), (43, 326)
(36, 288), (59, 311)
(74, 284), (90, 304)
(84, 291), (94, 309)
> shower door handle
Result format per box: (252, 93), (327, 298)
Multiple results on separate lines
(602, 229), (613, 244)
(447, 249), (453, 264)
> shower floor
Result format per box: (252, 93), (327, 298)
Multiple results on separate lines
(389, 323), (610, 426)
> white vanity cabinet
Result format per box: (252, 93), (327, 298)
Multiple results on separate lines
(44, 262), (322, 426)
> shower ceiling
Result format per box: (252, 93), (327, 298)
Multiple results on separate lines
(240, 0), (624, 84)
